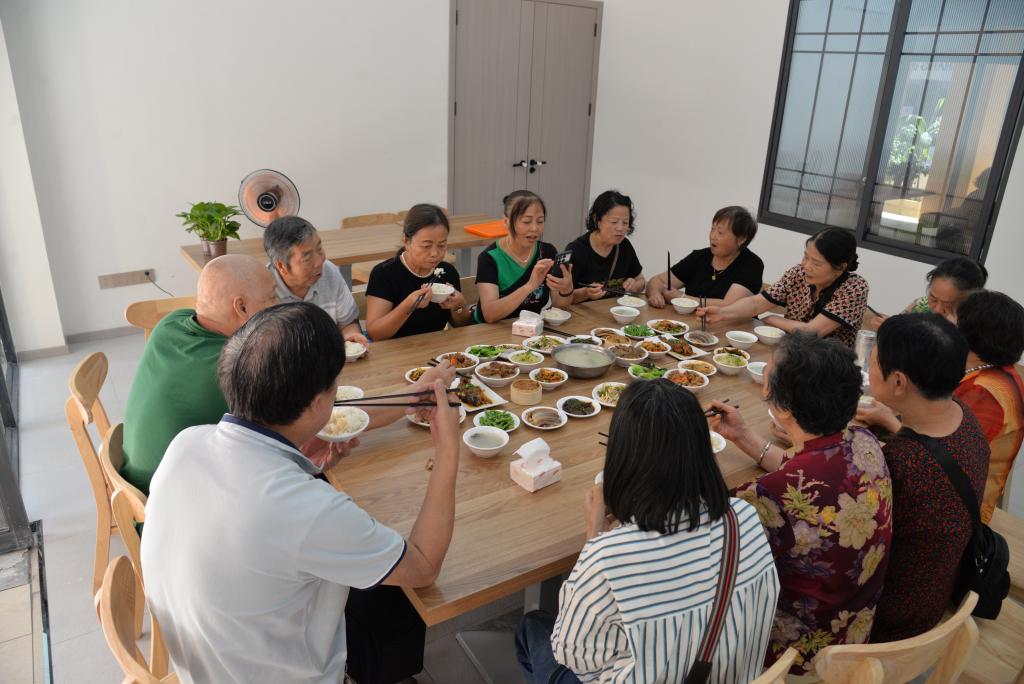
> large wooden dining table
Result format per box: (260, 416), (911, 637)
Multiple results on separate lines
(180, 213), (500, 281)
(325, 298), (775, 627)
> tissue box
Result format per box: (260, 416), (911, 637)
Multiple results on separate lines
(512, 318), (544, 337)
(510, 457), (562, 492)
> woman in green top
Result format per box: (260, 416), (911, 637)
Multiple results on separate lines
(474, 190), (574, 323)
(869, 256), (987, 330)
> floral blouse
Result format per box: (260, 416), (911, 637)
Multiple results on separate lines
(762, 265), (869, 348)
(735, 427), (892, 674)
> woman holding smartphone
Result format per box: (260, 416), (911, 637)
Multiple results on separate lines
(474, 190), (574, 322)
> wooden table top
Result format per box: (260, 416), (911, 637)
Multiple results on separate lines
(180, 213), (499, 271)
(325, 299), (774, 626)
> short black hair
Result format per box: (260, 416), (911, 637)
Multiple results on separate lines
(218, 302), (345, 425)
(807, 227), (859, 272)
(876, 313), (967, 400)
(585, 190), (635, 235)
(604, 380), (728, 534)
(713, 206), (757, 248)
(263, 215), (318, 268)
(957, 290), (1024, 367)
(766, 331), (862, 435)
(926, 256), (988, 292)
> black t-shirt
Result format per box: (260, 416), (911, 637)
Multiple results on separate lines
(669, 248), (764, 300)
(366, 256), (462, 338)
(564, 234), (643, 295)
(474, 241), (558, 323)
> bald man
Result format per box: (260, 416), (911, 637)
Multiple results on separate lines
(121, 255), (278, 494)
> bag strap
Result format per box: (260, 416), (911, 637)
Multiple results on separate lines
(896, 428), (980, 533)
(602, 245), (621, 290)
(684, 504), (740, 684)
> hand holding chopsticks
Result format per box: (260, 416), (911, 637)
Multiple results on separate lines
(335, 388), (461, 408)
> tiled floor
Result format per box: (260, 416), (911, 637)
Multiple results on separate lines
(16, 331), (518, 683)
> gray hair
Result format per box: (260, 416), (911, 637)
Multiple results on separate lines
(263, 216), (318, 268)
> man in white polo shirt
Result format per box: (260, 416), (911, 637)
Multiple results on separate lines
(141, 301), (460, 683)
(264, 215), (371, 347)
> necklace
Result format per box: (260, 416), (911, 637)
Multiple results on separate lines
(710, 252), (738, 281)
(399, 252), (432, 278)
(502, 237), (533, 266)
(964, 363), (995, 376)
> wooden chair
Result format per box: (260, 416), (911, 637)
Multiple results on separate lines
(340, 212), (399, 229)
(814, 592), (979, 683)
(125, 295), (197, 340)
(962, 596), (1024, 683)
(990, 507), (1024, 602)
(65, 352), (116, 596)
(459, 275), (478, 311)
(751, 647), (798, 684)
(97, 556), (175, 683)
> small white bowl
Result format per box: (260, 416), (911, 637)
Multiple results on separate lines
(713, 346), (752, 361)
(725, 330), (758, 350)
(529, 367), (569, 390)
(754, 325), (785, 346)
(747, 361), (767, 384)
(335, 385), (364, 401)
(671, 297), (698, 315)
(684, 331), (719, 347)
(678, 359), (717, 377)
(617, 295), (647, 308)
(521, 406), (569, 430)
(462, 426), (509, 458)
(404, 367), (430, 383)
(610, 306), (640, 325)
(318, 407), (370, 443)
(635, 338), (671, 360)
(345, 340), (367, 361)
(474, 361), (521, 388)
(608, 344), (648, 368)
(436, 351), (479, 375)
(713, 353), (749, 376)
(556, 395), (602, 418)
(592, 381), (627, 408)
(665, 368), (710, 393)
(473, 409), (521, 432)
(710, 430), (727, 454)
(508, 350), (545, 371)
(429, 282), (455, 303)
(542, 308), (571, 327)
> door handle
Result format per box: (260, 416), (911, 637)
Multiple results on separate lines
(527, 159), (547, 174)
(513, 160), (528, 168)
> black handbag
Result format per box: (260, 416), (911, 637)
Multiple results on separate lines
(898, 428), (1010, 619)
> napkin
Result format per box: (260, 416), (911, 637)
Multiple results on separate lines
(512, 310), (544, 337)
(510, 437), (562, 492)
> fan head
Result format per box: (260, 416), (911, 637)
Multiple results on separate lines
(238, 169), (300, 227)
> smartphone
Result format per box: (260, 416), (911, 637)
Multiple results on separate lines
(554, 250), (573, 267)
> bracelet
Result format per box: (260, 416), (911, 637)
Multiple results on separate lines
(757, 440), (772, 467)
(453, 305), (465, 315)
(558, 289), (574, 297)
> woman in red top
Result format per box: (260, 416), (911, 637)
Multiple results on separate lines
(955, 290), (1024, 522)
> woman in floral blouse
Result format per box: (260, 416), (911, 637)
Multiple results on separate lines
(709, 331), (892, 674)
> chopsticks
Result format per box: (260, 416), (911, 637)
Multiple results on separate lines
(704, 399), (737, 418)
(334, 388), (460, 408)
(411, 270), (444, 310)
(700, 296), (707, 332)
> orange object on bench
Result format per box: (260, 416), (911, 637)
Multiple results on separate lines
(465, 220), (508, 238)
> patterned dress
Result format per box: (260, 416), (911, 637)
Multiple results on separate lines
(761, 265), (869, 348)
(735, 427), (892, 674)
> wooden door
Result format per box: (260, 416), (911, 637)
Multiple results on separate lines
(450, 0), (601, 258)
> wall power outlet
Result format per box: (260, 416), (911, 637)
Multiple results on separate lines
(97, 269), (155, 289)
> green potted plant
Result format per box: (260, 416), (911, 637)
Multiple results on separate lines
(176, 201), (242, 257)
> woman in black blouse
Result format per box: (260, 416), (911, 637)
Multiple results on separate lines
(365, 204), (474, 340)
(645, 206), (764, 308)
(563, 190), (646, 303)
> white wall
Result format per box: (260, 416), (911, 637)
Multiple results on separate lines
(0, 0), (449, 338)
(0, 15), (65, 353)
(589, 0), (1024, 313)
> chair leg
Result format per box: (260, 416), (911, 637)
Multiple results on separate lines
(93, 511), (112, 596)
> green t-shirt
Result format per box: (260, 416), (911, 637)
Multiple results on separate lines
(122, 309), (228, 495)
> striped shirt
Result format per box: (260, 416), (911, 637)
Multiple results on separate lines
(551, 499), (779, 683)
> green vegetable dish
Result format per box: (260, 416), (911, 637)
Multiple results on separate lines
(623, 324), (655, 337)
(467, 345), (500, 359)
(479, 409), (516, 431)
(629, 364), (667, 379)
(717, 354), (746, 367)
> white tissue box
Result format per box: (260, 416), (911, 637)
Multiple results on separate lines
(512, 318), (544, 337)
(510, 457), (562, 492)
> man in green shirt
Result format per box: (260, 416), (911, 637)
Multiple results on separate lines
(121, 255), (279, 494)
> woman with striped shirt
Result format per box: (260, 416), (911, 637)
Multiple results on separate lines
(515, 380), (780, 683)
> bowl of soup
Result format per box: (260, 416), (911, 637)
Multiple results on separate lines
(462, 426), (509, 458)
(551, 343), (615, 379)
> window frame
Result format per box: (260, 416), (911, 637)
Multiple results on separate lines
(759, 0), (1024, 266)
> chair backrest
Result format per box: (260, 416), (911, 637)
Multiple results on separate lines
(751, 648), (799, 684)
(99, 424), (148, 507)
(815, 592), (979, 684)
(351, 285), (368, 321)
(111, 488), (147, 584)
(459, 275), (478, 309)
(68, 352), (112, 435)
(125, 295), (197, 340)
(98, 556), (175, 684)
(340, 212), (398, 229)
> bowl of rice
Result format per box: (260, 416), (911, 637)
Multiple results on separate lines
(318, 407), (370, 443)
(335, 385), (364, 401)
(345, 340), (367, 361)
